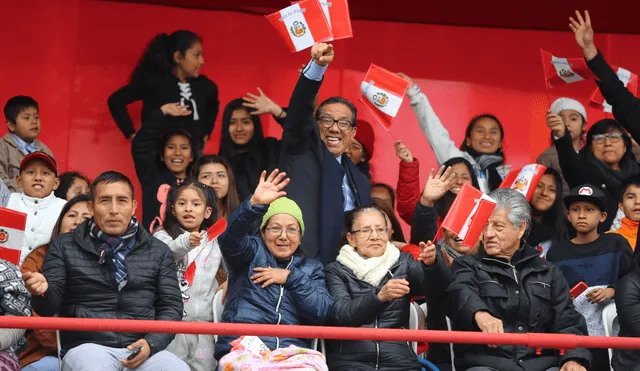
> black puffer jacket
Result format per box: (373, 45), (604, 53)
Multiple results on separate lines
(325, 250), (449, 371)
(613, 253), (640, 371)
(445, 244), (591, 371)
(32, 220), (183, 355)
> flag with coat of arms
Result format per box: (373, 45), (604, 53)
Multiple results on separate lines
(266, 0), (332, 53)
(589, 66), (638, 112)
(499, 164), (547, 201)
(360, 64), (411, 129)
(540, 49), (596, 88)
(441, 184), (496, 248)
(291, 0), (353, 40)
(0, 207), (26, 266)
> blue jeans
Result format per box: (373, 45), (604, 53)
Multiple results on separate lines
(22, 355), (59, 371)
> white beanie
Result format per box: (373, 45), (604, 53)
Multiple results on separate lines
(550, 98), (587, 122)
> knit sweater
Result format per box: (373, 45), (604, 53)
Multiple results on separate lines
(609, 217), (638, 251)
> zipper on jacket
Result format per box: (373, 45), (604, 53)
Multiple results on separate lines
(375, 316), (380, 370)
(531, 281), (550, 288)
(274, 258), (294, 349)
(483, 258), (518, 284)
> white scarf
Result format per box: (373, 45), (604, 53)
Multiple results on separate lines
(336, 241), (400, 287)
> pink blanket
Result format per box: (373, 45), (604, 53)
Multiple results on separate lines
(219, 345), (328, 371)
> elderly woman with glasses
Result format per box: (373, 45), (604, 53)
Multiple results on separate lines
(214, 169), (333, 361)
(550, 117), (639, 231)
(445, 189), (591, 371)
(324, 205), (448, 371)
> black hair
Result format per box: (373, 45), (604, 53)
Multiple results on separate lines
(55, 171), (91, 200)
(157, 128), (196, 177)
(619, 174), (640, 203)
(161, 181), (218, 239)
(459, 114), (504, 152)
(130, 30), (202, 84)
(371, 199), (406, 243)
(371, 183), (396, 209)
(219, 98), (264, 156)
(4, 96), (38, 123)
(90, 171), (134, 201)
(53, 194), (91, 238)
(584, 118), (634, 160)
(532, 168), (568, 241)
(436, 157), (480, 220)
(191, 155), (241, 219)
(315, 96), (357, 125)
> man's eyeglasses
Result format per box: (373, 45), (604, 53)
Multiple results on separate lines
(318, 116), (353, 131)
(592, 133), (623, 144)
(264, 226), (300, 237)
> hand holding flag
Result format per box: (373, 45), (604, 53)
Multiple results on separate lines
(189, 232), (203, 247)
(546, 110), (566, 138)
(311, 42), (334, 66)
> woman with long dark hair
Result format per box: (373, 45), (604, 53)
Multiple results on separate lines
(398, 74), (508, 193)
(218, 98), (282, 200)
(527, 168), (569, 257)
(108, 30), (219, 152)
(191, 155), (241, 219)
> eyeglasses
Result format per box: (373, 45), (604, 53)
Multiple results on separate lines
(264, 226), (300, 237)
(350, 227), (389, 239)
(318, 116), (353, 131)
(592, 133), (623, 144)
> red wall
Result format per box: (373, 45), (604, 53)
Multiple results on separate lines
(2, 0), (639, 227)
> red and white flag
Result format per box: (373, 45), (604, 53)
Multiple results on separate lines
(266, 0), (332, 53)
(499, 164), (547, 201)
(540, 49), (596, 88)
(441, 184), (496, 248)
(360, 64), (410, 129)
(590, 66), (638, 112)
(0, 207), (26, 266)
(292, 0), (353, 40)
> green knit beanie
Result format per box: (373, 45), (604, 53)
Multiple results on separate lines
(260, 197), (305, 236)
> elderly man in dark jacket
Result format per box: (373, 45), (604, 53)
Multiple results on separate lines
(279, 42), (372, 265)
(446, 188), (591, 371)
(23, 171), (187, 371)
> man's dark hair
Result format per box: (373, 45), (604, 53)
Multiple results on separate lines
(90, 171), (134, 201)
(4, 96), (39, 123)
(315, 96), (357, 125)
(619, 174), (640, 203)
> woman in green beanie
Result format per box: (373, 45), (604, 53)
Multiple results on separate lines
(214, 169), (333, 361)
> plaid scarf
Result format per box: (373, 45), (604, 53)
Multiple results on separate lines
(88, 217), (139, 291)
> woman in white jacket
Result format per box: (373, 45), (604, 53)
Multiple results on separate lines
(398, 73), (509, 193)
(153, 181), (224, 371)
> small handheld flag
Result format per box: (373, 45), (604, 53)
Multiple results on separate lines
(441, 184), (496, 248)
(499, 164), (547, 201)
(540, 49), (596, 88)
(360, 64), (410, 129)
(266, 0), (332, 53)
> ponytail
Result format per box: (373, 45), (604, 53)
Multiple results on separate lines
(130, 30), (202, 84)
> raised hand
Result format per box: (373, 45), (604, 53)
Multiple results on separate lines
(418, 240), (437, 266)
(396, 72), (415, 88)
(546, 110), (566, 138)
(394, 140), (414, 163)
(377, 279), (410, 302)
(160, 102), (192, 117)
(242, 88), (284, 117)
(22, 270), (48, 296)
(474, 311), (504, 347)
(249, 169), (290, 206)
(311, 43), (334, 66)
(421, 166), (456, 207)
(569, 10), (597, 60)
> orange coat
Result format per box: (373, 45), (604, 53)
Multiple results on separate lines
(609, 217), (638, 251)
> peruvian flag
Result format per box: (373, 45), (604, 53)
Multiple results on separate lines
(499, 164), (547, 201)
(292, 0), (353, 40)
(266, 0), (332, 53)
(441, 184), (496, 248)
(0, 207), (26, 266)
(360, 64), (411, 129)
(540, 49), (596, 88)
(590, 66), (638, 112)
(184, 218), (227, 286)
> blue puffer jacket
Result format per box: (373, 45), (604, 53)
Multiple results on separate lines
(214, 199), (334, 360)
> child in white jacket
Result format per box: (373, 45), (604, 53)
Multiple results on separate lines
(153, 181), (223, 371)
(6, 152), (66, 264)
